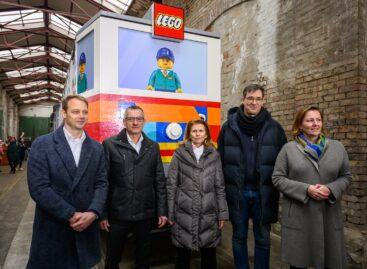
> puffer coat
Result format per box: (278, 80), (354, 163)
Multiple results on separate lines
(167, 142), (229, 250)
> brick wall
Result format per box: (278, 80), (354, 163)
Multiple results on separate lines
(165, 0), (366, 227)
(164, 0), (367, 265)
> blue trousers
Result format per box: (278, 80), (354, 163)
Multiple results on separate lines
(231, 190), (270, 269)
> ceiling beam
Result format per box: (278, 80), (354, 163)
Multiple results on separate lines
(0, 1), (90, 20)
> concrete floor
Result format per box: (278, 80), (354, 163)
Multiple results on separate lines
(0, 164), (288, 269)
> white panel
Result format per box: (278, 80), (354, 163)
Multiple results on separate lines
(80, 15), (221, 103)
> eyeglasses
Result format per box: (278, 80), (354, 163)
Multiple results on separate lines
(245, 97), (264, 103)
(125, 117), (144, 123)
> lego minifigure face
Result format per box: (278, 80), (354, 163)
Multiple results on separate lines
(79, 63), (86, 74)
(157, 58), (173, 70)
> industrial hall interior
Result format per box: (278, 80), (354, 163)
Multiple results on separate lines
(0, 0), (366, 269)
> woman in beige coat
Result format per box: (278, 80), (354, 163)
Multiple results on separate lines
(167, 119), (228, 269)
(272, 106), (352, 269)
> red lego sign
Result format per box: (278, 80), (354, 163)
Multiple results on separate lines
(152, 3), (184, 41)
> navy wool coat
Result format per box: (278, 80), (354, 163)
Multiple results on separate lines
(26, 126), (108, 269)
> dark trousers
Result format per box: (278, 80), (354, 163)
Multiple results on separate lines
(9, 160), (17, 173)
(18, 158), (24, 168)
(232, 190), (271, 269)
(104, 219), (152, 269)
(174, 247), (217, 269)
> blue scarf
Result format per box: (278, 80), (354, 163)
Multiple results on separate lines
(295, 133), (326, 162)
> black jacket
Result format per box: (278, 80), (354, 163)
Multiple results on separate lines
(102, 129), (167, 221)
(218, 107), (287, 224)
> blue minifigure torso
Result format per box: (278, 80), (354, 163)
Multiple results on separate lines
(148, 69), (181, 92)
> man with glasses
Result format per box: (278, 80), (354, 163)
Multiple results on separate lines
(101, 105), (167, 269)
(218, 84), (287, 269)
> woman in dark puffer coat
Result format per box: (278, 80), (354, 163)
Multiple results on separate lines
(167, 119), (228, 269)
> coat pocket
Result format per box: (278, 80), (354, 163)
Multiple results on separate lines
(281, 199), (303, 229)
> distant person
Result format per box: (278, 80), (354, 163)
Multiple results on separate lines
(17, 137), (27, 171)
(218, 84), (287, 269)
(7, 136), (18, 174)
(0, 139), (4, 172)
(167, 119), (228, 269)
(272, 106), (352, 269)
(27, 94), (108, 269)
(101, 105), (167, 269)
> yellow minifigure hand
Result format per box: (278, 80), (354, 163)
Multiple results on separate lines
(147, 85), (155, 91)
(176, 88), (183, 93)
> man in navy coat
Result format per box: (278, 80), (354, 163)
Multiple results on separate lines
(27, 94), (108, 269)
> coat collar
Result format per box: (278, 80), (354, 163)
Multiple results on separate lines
(114, 129), (153, 160)
(53, 125), (94, 190)
(179, 141), (215, 168)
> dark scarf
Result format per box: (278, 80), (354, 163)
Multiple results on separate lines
(236, 105), (269, 136)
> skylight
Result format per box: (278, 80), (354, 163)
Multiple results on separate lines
(20, 89), (48, 97)
(14, 80), (48, 90)
(0, 46), (46, 62)
(50, 13), (81, 38)
(50, 81), (64, 88)
(6, 66), (47, 78)
(92, 0), (133, 13)
(51, 67), (67, 78)
(0, 9), (44, 32)
(49, 47), (71, 62)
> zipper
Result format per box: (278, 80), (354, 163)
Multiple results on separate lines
(251, 135), (254, 141)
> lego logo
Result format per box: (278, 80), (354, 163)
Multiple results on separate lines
(156, 14), (183, 30)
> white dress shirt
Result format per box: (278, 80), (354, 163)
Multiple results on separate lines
(192, 144), (204, 163)
(127, 133), (144, 154)
(63, 127), (86, 167)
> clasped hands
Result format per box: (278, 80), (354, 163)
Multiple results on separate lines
(69, 211), (97, 232)
(307, 184), (331, 200)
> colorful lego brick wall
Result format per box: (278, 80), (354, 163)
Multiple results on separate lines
(85, 93), (220, 163)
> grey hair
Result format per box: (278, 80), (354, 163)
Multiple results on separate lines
(123, 105), (145, 119)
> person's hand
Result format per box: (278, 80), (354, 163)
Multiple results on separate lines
(167, 219), (175, 226)
(218, 220), (225, 230)
(69, 212), (83, 225)
(315, 184), (331, 199)
(70, 212), (96, 232)
(100, 219), (110, 232)
(307, 185), (327, 200)
(158, 216), (168, 228)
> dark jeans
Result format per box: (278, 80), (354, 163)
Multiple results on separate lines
(232, 190), (271, 269)
(104, 219), (152, 269)
(18, 158), (24, 168)
(9, 160), (17, 173)
(174, 247), (217, 269)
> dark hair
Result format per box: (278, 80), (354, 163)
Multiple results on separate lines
(242, 84), (265, 98)
(61, 94), (88, 111)
(123, 105), (145, 119)
(292, 106), (325, 138)
(183, 119), (214, 147)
